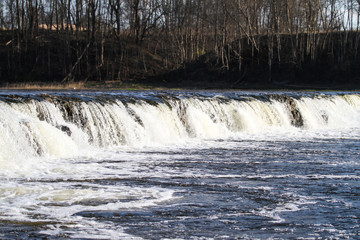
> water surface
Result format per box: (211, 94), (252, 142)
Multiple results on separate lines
(0, 91), (359, 239)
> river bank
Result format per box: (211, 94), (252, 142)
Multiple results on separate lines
(1, 29), (360, 91)
(1, 80), (359, 91)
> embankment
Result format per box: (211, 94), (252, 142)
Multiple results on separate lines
(1, 30), (360, 90)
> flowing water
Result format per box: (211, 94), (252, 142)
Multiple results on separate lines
(0, 90), (359, 239)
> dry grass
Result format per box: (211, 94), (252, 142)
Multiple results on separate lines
(0, 81), (168, 90)
(0, 82), (86, 90)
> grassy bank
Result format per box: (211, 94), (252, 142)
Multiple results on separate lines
(1, 80), (359, 91)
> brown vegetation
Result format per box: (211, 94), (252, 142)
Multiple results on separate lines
(1, 0), (360, 89)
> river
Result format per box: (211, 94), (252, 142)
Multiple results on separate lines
(0, 90), (359, 239)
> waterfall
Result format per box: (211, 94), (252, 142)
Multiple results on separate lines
(1, 92), (360, 163)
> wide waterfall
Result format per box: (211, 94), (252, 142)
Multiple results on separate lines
(1, 91), (359, 160)
(1, 90), (360, 239)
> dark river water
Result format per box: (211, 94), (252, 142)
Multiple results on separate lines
(0, 91), (359, 239)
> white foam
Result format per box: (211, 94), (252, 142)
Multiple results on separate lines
(0, 180), (175, 239)
(255, 194), (318, 223)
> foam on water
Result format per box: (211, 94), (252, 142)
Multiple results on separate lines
(0, 178), (175, 239)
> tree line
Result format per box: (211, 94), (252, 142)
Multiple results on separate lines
(1, 0), (360, 86)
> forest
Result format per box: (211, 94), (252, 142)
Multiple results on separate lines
(1, 0), (360, 89)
